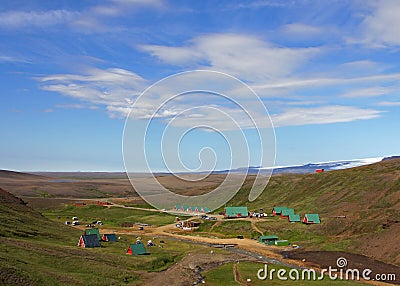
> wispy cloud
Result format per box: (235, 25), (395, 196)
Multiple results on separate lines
(272, 106), (383, 127)
(0, 54), (30, 64)
(0, 10), (78, 29)
(38, 30), (396, 128)
(38, 67), (146, 117)
(281, 23), (322, 36)
(55, 104), (98, 110)
(377, 101), (400, 106)
(0, 0), (164, 33)
(227, 0), (294, 10)
(341, 86), (393, 98)
(253, 73), (400, 91)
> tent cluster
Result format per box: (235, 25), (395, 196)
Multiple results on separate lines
(272, 206), (320, 224)
(173, 205), (211, 214)
(77, 228), (118, 248)
(224, 206), (249, 218)
(126, 237), (157, 255)
(77, 229), (157, 256)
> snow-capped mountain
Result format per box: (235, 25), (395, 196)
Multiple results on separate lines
(219, 156), (389, 175)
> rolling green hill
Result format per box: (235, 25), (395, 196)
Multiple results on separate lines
(0, 188), (186, 285)
(224, 158), (400, 265)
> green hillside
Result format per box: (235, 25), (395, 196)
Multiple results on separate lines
(0, 188), (187, 285)
(223, 158), (400, 265)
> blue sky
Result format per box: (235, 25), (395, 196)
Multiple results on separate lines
(0, 0), (399, 172)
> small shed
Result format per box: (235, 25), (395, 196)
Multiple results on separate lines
(182, 220), (201, 228)
(275, 240), (290, 246)
(280, 208), (295, 218)
(85, 228), (101, 241)
(97, 201), (111, 206)
(316, 169), (324, 173)
(272, 206), (287, 216)
(224, 206), (248, 218)
(288, 214), (301, 223)
(258, 235), (279, 245)
(303, 214), (321, 224)
(102, 233), (117, 242)
(78, 234), (100, 248)
(126, 243), (147, 255)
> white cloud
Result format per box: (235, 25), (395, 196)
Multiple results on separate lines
(141, 33), (319, 82)
(281, 23), (322, 36)
(360, 0), (400, 47)
(0, 10), (78, 28)
(252, 73), (400, 91)
(55, 104), (98, 110)
(377, 101), (400, 106)
(141, 45), (204, 65)
(39, 65), (387, 128)
(39, 67), (147, 117)
(0, 54), (30, 63)
(341, 86), (392, 98)
(272, 106), (383, 127)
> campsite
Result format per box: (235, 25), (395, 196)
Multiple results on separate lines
(0, 158), (400, 285)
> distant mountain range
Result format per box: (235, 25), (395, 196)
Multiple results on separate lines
(215, 155), (399, 175)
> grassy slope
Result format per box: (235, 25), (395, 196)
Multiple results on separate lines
(220, 158), (400, 264)
(42, 204), (181, 227)
(0, 188), (192, 285)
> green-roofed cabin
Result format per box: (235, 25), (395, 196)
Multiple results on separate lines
(275, 240), (290, 246)
(224, 206), (248, 218)
(102, 233), (117, 242)
(78, 234), (100, 248)
(280, 208), (295, 218)
(126, 243), (147, 255)
(85, 228), (101, 241)
(272, 206), (287, 216)
(202, 207), (211, 213)
(258, 235), (279, 245)
(288, 214), (301, 223)
(303, 214), (321, 224)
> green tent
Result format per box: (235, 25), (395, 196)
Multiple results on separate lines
(126, 243), (147, 255)
(102, 233), (117, 242)
(272, 206), (287, 215)
(224, 206), (248, 218)
(281, 208), (295, 217)
(303, 214), (321, 224)
(288, 214), (301, 222)
(78, 234), (101, 248)
(85, 228), (101, 241)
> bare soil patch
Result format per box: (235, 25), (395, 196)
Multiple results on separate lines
(286, 250), (400, 284)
